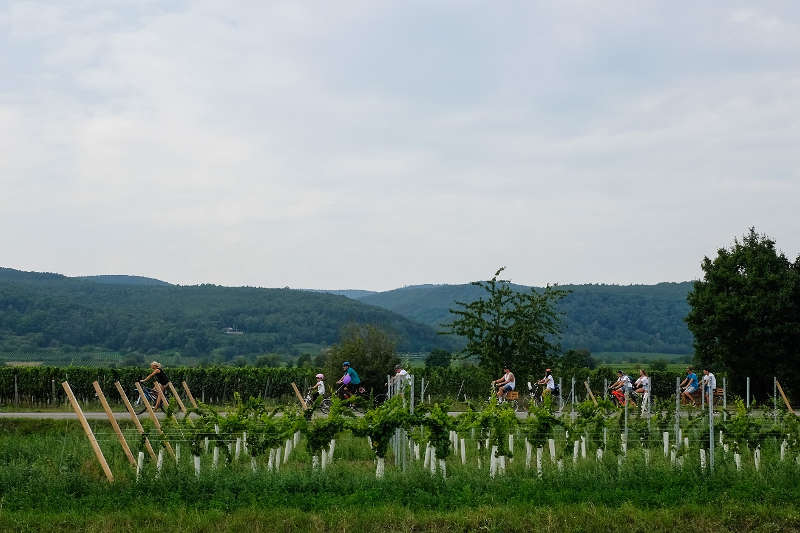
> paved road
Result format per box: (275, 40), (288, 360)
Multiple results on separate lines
(0, 411), (170, 420)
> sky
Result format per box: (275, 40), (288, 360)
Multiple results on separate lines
(1, 1), (799, 291)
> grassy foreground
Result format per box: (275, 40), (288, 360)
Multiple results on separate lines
(1, 419), (799, 532)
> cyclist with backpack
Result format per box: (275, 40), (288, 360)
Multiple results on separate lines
(336, 361), (361, 399)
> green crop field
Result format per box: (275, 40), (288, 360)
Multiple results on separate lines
(2, 390), (800, 532)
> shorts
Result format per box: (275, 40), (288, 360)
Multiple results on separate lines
(502, 383), (514, 392)
(685, 385), (697, 394)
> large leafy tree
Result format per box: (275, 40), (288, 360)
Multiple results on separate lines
(441, 268), (567, 378)
(322, 323), (400, 394)
(686, 228), (800, 397)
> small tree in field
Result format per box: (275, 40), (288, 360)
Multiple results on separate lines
(323, 324), (400, 394)
(441, 267), (567, 377)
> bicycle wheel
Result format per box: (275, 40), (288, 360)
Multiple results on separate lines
(320, 398), (331, 414)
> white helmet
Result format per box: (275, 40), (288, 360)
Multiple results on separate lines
(315, 373), (324, 379)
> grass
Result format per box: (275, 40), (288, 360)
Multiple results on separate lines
(1, 418), (799, 531)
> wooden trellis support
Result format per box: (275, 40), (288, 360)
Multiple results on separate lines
(167, 382), (187, 414)
(135, 381), (176, 459)
(62, 381), (114, 482)
(182, 381), (199, 409)
(776, 380), (796, 415)
(291, 382), (308, 410)
(92, 381), (136, 467)
(584, 381), (598, 406)
(114, 381), (158, 462)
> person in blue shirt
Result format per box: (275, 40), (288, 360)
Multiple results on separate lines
(680, 366), (700, 406)
(336, 361), (361, 399)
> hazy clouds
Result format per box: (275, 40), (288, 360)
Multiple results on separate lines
(2, 1), (799, 289)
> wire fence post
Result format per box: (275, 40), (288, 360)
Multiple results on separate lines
(624, 390), (629, 444)
(746, 377), (750, 409)
(410, 374), (415, 414)
(675, 377), (680, 443)
(708, 383), (715, 472)
(420, 377), (425, 405)
(774, 376), (777, 420)
(603, 379), (608, 400)
(722, 377), (727, 421)
(570, 377), (576, 419)
(558, 377), (563, 412)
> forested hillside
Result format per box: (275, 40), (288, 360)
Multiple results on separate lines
(0, 269), (454, 364)
(358, 282), (694, 354)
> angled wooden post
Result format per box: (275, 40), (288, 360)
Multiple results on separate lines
(584, 381), (598, 406)
(182, 381), (199, 409)
(291, 382), (308, 410)
(135, 381), (176, 459)
(93, 381), (136, 467)
(114, 381), (158, 462)
(167, 382), (187, 413)
(62, 381), (114, 482)
(776, 380), (796, 415)
(154, 382), (181, 425)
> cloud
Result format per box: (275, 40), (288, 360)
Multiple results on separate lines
(1, 1), (799, 289)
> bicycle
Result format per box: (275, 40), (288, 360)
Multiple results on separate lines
(133, 383), (171, 415)
(489, 382), (520, 412)
(304, 392), (332, 415)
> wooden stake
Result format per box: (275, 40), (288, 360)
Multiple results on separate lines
(167, 382), (187, 413)
(291, 382), (308, 410)
(154, 382), (181, 425)
(584, 381), (598, 406)
(62, 381), (114, 482)
(113, 381), (158, 462)
(776, 380), (796, 415)
(135, 381), (176, 459)
(92, 381), (136, 467)
(182, 381), (199, 409)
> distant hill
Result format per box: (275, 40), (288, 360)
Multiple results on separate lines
(358, 282), (695, 354)
(303, 289), (377, 299)
(74, 275), (171, 286)
(0, 268), (456, 363)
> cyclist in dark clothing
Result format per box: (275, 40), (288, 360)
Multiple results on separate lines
(141, 361), (170, 411)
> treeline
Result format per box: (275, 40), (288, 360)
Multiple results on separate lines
(0, 272), (456, 362)
(1, 365), (705, 407)
(358, 282), (694, 353)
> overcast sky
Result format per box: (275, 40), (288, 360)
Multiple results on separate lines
(1, 2), (799, 290)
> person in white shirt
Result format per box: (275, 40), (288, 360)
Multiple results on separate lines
(389, 364), (411, 389)
(307, 373), (325, 402)
(493, 365), (515, 400)
(634, 369), (650, 414)
(536, 368), (556, 398)
(700, 369), (716, 406)
(609, 370), (635, 406)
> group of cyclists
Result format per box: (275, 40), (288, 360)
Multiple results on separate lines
(135, 360), (720, 416)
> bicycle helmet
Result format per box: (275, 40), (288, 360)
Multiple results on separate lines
(343, 361), (350, 367)
(315, 373), (324, 379)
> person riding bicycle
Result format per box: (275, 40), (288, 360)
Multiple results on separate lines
(336, 361), (361, 399)
(140, 361), (170, 412)
(536, 368), (556, 398)
(680, 367), (700, 406)
(633, 369), (650, 413)
(609, 370), (634, 406)
(389, 364), (410, 389)
(492, 365), (515, 400)
(700, 368), (716, 406)
(307, 373), (325, 403)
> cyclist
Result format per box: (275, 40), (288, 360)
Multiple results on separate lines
(492, 365), (515, 400)
(307, 373), (325, 403)
(336, 361), (361, 399)
(140, 361), (170, 412)
(633, 369), (650, 413)
(700, 368), (716, 406)
(536, 368), (556, 399)
(609, 370), (634, 406)
(680, 367), (699, 406)
(389, 364), (410, 388)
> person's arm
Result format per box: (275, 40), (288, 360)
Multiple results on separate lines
(142, 370), (157, 382)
